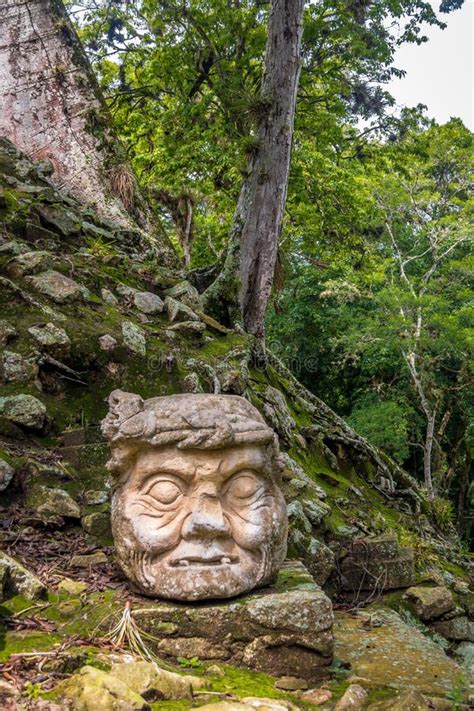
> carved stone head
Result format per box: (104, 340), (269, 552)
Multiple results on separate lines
(101, 391), (288, 601)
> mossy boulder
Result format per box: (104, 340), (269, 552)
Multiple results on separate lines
(26, 484), (81, 519)
(0, 394), (46, 430)
(0, 552), (46, 601)
(108, 660), (203, 700)
(405, 586), (454, 621)
(55, 665), (150, 710)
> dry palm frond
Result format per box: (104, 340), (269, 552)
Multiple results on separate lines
(105, 601), (161, 666)
(109, 163), (137, 211)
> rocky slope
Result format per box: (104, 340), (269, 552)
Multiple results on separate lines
(0, 137), (472, 709)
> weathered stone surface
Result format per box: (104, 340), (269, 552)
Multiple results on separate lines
(0, 394), (47, 430)
(0, 551), (46, 600)
(28, 270), (90, 303)
(57, 578), (88, 596)
(334, 608), (463, 696)
(101, 288), (119, 306)
(122, 321), (146, 356)
(405, 586), (454, 621)
(109, 660), (199, 699)
(165, 296), (200, 322)
(0, 457), (15, 491)
(307, 538), (336, 586)
(242, 699), (298, 710)
(6, 249), (52, 277)
(70, 551), (108, 568)
(366, 690), (445, 711)
(334, 684), (367, 711)
(132, 291), (164, 314)
(102, 390), (288, 601)
(298, 688), (332, 705)
(81, 512), (111, 538)
(98, 334), (118, 351)
(28, 322), (71, 358)
(27, 484), (81, 519)
(131, 562), (333, 683)
(1, 350), (38, 384)
(340, 536), (415, 592)
(273, 676), (307, 691)
(83, 489), (109, 505)
(431, 615), (474, 642)
(0, 319), (17, 346)
(55, 666), (149, 711)
(164, 280), (199, 303)
(167, 319), (206, 335)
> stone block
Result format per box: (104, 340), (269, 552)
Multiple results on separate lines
(341, 536), (415, 592)
(405, 586), (454, 621)
(131, 562), (333, 683)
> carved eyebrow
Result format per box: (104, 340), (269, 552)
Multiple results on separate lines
(221, 459), (266, 480)
(137, 465), (194, 482)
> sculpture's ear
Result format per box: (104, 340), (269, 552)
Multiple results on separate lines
(102, 390), (144, 440)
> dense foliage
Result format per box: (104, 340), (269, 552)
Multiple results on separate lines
(70, 0), (472, 540)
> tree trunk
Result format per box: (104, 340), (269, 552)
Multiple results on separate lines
(424, 411), (436, 499)
(0, 0), (176, 262)
(203, 0), (305, 336)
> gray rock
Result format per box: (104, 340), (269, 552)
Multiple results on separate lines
(81, 512), (111, 538)
(70, 551), (108, 568)
(1, 350), (38, 384)
(28, 322), (71, 358)
(431, 615), (474, 642)
(405, 586), (454, 621)
(55, 666), (149, 711)
(132, 291), (164, 314)
(0, 551), (46, 600)
(454, 641), (474, 673)
(98, 334), (118, 351)
(0, 458), (15, 492)
(335, 607), (463, 697)
(0, 240), (29, 255)
(27, 484), (81, 519)
(340, 536), (415, 592)
(101, 288), (119, 306)
(83, 490), (109, 505)
(0, 394), (47, 430)
(167, 320), (206, 335)
(122, 321), (146, 356)
(116, 283), (136, 298)
(109, 660), (201, 699)
(334, 684), (367, 711)
(165, 296), (200, 322)
(0, 320), (17, 347)
(307, 538), (336, 586)
(28, 270), (90, 303)
(164, 280), (199, 303)
(6, 250), (52, 277)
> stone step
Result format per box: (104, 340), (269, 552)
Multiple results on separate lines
(130, 561), (334, 683)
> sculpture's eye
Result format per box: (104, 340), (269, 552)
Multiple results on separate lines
(145, 478), (182, 505)
(225, 472), (260, 500)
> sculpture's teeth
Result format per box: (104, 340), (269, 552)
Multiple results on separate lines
(221, 557), (231, 564)
(178, 560), (189, 567)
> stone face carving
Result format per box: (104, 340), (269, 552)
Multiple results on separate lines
(101, 391), (288, 601)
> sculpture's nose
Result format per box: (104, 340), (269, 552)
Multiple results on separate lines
(182, 492), (230, 539)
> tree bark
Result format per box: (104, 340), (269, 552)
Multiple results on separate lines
(424, 411), (436, 500)
(203, 0), (305, 337)
(0, 0), (176, 263)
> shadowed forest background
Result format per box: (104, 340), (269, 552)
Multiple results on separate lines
(67, 0), (473, 545)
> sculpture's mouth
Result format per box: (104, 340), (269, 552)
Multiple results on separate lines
(169, 555), (239, 568)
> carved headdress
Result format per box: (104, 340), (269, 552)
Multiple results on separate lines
(101, 390), (280, 478)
